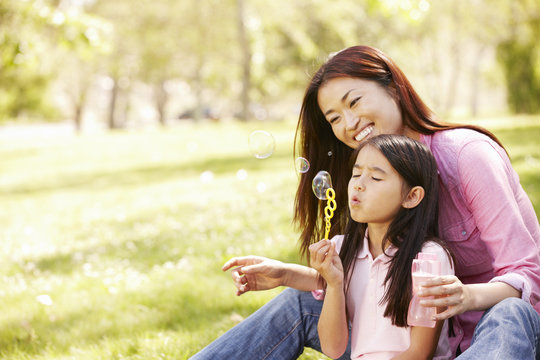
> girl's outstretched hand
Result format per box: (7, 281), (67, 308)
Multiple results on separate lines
(417, 275), (472, 320)
(222, 256), (286, 296)
(309, 240), (343, 286)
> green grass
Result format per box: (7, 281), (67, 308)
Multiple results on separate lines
(0, 116), (539, 359)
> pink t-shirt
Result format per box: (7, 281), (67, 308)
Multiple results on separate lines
(421, 129), (540, 352)
(331, 235), (454, 360)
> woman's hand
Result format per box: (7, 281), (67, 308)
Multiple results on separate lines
(419, 277), (521, 320)
(417, 275), (472, 320)
(309, 240), (343, 287)
(222, 256), (287, 296)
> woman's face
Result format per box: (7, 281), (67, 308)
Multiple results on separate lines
(317, 77), (406, 149)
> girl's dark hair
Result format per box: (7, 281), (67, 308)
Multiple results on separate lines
(340, 134), (450, 327)
(294, 45), (504, 259)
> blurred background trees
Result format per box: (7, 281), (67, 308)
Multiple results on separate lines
(1, 0), (539, 131)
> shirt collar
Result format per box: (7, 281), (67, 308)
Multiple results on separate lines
(358, 230), (398, 261)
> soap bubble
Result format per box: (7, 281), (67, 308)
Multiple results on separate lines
(312, 170), (333, 200)
(248, 130), (275, 159)
(236, 169), (248, 181)
(256, 182), (267, 193)
(200, 171), (214, 184)
(295, 157), (310, 173)
(36, 294), (53, 306)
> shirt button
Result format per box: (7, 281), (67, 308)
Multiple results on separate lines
(461, 230), (467, 236)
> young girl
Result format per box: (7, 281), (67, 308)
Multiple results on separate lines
(310, 134), (453, 360)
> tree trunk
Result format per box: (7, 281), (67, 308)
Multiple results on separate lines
(444, 1), (461, 115)
(469, 45), (485, 117)
(108, 78), (118, 130)
(236, 0), (251, 121)
(155, 81), (168, 126)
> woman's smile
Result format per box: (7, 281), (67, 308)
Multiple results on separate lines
(354, 124), (374, 142)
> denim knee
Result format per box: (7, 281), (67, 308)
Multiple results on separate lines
(485, 297), (536, 320)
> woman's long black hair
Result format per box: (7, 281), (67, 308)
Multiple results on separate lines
(340, 134), (451, 327)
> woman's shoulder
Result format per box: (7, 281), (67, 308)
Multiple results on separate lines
(432, 127), (492, 148)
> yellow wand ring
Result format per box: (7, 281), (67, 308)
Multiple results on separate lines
(324, 188), (336, 240)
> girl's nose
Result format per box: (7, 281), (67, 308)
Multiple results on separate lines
(354, 181), (365, 191)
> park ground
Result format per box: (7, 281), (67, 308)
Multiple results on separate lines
(0, 115), (539, 359)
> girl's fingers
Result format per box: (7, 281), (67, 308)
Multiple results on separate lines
(309, 241), (331, 264)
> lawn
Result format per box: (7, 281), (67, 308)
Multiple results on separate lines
(0, 116), (539, 359)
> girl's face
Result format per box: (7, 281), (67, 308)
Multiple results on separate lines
(348, 145), (407, 227)
(317, 77), (407, 149)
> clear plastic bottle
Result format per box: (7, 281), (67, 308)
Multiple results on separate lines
(407, 252), (441, 328)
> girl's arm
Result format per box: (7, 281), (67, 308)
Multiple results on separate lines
(309, 240), (349, 358)
(392, 321), (444, 360)
(222, 256), (320, 296)
(318, 281), (348, 359)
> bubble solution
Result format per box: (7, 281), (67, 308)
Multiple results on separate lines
(407, 252), (440, 328)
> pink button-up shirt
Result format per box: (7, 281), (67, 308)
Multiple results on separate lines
(330, 235), (454, 359)
(420, 129), (540, 352)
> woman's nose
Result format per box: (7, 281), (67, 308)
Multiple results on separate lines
(344, 111), (359, 130)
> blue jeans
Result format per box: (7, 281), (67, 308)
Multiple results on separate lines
(191, 290), (539, 360)
(457, 297), (540, 360)
(190, 288), (351, 360)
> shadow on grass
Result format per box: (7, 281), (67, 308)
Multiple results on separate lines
(0, 275), (268, 358)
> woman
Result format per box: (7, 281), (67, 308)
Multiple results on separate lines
(191, 45), (540, 359)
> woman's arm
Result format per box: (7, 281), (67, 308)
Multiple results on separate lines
(418, 276), (520, 320)
(419, 138), (538, 316)
(222, 256), (320, 296)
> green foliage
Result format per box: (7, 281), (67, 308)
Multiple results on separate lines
(497, 39), (540, 114)
(0, 0), (109, 122)
(2, 0), (540, 123)
(495, 1), (540, 114)
(0, 117), (539, 359)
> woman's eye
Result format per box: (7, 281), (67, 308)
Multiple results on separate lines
(371, 177), (382, 181)
(330, 116), (340, 124)
(350, 97), (361, 107)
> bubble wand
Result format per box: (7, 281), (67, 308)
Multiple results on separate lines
(323, 187), (337, 240)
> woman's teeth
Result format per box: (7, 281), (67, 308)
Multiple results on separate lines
(355, 125), (374, 142)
